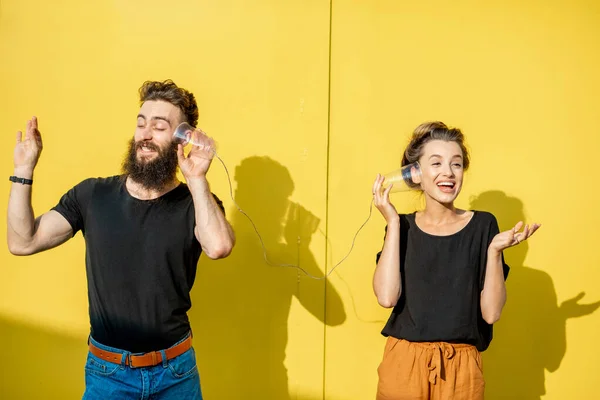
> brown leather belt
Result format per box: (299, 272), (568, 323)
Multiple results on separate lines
(88, 335), (192, 368)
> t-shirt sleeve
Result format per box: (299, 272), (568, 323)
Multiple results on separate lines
(51, 178), (95, 236)
(480, 213), (510, 288)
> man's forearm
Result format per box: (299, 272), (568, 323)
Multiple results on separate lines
(187, 177), (235, 259)
(7, 167), (36, 253)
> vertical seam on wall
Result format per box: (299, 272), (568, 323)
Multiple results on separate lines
(323, 0), (333, 399)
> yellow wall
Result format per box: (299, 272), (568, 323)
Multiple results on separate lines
(325, 1), (600, 399)
(0, 1), (333, 398)
(1, 0), (598, 399)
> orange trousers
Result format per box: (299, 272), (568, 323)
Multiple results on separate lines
(376, 337), (485, 400)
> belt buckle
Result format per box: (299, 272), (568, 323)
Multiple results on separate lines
(126, 353), (134, 367)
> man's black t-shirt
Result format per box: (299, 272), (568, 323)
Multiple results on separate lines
(53, 175), (223, 353)
(376, 211), (509, 351)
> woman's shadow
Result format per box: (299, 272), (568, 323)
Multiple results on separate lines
(189, 156), (346, 399)
(470, 191), (600, 400)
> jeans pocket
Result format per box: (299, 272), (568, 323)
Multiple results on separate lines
(85, 352), (121, 377)
(167, 347), (199, 379)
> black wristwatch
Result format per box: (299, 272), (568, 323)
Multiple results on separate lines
(9, 176), (33, 185)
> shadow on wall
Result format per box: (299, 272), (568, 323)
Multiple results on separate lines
(0, 316), (87, 400)
(470, 191), (600, 400)
(190, 156), (346, 400)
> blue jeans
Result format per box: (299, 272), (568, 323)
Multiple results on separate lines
(82, 333), (202, 400)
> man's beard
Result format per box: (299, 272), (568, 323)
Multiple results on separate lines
(121, 139), (179, 191)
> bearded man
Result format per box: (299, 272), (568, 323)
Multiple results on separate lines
(7, 80), (235, 400)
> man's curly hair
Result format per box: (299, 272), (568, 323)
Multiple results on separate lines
(138, 80), (199, 127)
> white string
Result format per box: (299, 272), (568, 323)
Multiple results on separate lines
(213, 153), (374, 280)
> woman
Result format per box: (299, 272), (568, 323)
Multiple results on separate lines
(372, 121), (540, 400)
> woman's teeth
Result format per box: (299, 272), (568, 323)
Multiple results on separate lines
(437, 182), (454, 187)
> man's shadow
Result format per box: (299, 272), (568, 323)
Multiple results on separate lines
(189, 156), (346, 399)
(470, 191), (600, 400)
